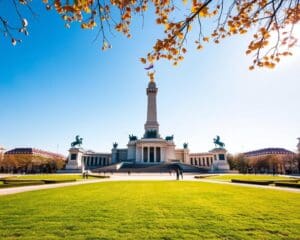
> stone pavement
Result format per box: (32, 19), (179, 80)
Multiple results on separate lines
(0, 173), (299, 196)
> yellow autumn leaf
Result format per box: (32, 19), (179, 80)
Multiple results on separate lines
(199, 6), (209, 17)
(140, 58), (146, 64)
(203, 37), (209, 42)
(197, 45), (203, 50)
(81, 23), (89, 29)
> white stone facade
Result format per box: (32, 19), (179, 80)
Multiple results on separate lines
(66, 148), (111, 171)
(210, 148), (230, 171)
(65, 79), (230, 172)
(134, 138), (175, 163)
(189, 153), (215, 168)
(65, 148), (84, 171)
(122, 80), (178, 164)
(189, 148), (230, 171)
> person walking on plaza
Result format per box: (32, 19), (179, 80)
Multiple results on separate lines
(176, 169), (180, 180)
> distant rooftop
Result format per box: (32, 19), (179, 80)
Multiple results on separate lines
(5, 148), (65, 159)
(244, 148), (295, 157)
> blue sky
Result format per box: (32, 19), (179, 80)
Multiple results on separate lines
(0, 2), (299, 155)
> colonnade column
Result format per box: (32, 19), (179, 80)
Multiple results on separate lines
(141, 146), (143, 163)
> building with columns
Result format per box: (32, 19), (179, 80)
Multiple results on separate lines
(65, 79), (230, 172)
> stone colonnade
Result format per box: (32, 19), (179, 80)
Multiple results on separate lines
(83, 156), (109, 167)
(190, 156), (214, 167)
(142, 146), (161, 163)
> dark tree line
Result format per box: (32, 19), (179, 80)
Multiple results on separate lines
(227, 153), (300, 174)
(0, 154), (66, 174)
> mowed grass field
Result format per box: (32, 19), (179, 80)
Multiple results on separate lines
(15, 174), (84, 180)
(206, 174), (295, 182)
(0, 181), (299, 240)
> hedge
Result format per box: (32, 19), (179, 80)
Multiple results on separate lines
(87, 174), (110, 179)
(0, 179), (77, 189)
(43, 179), (76, 184)
(194, 175), (218, 179)
(275, 182), (300, 188)
(231, 179), (273, 185)
(273, 179), (299, 183)
(3, 179), (45, 184)
(0, 181), (45, 188)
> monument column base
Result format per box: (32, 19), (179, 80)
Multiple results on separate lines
(65, 147), (84, 172)
(209, 148), (230, 172)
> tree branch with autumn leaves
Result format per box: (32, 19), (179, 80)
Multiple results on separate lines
(1, 0), (299, 70)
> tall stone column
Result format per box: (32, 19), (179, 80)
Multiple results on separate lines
(144, 80), (159, 136)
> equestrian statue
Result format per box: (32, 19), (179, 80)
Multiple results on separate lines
(71, 135), (83, 148)
(213, 135), (225, 148)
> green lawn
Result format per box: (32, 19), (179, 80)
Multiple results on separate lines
(0, 174), (101, 189)
(0, 181), (299, 240)
(205, 174), (295, 182)
(15, 174), (84, 180)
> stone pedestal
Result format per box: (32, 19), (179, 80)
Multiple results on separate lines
(175, 147), (190, 164)
(127, 141), (137, 163)
(183, 148), (189, 164)
(65, 147), (84, 171)
(111, 148), (118, 164)
(210, 148), (230, 172)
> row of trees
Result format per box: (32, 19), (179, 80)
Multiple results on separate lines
(0, 154), (66, 174)
(228, 153), (300, 175)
